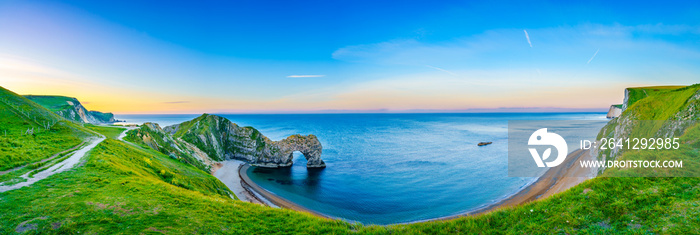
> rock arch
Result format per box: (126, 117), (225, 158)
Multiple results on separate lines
(275, 134), (325, 168)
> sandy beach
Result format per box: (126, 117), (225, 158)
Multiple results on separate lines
(234, 148), (597, 223)
(213, 160), (276, 205)
(430, 148), (597, 220)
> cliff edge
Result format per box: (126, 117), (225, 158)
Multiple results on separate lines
(24, 95), (117, 124)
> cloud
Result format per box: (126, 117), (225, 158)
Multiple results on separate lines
(286, 75), (325, 78)
(162, 101), (189, 104)
(587, 49), (600, 64)
(524, 29), (532, 47)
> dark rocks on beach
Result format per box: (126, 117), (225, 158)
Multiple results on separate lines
(477, 142), (493, 146)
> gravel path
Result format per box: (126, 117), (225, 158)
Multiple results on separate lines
(0, 136), (106, 193)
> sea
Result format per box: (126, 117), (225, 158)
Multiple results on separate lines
(114, 113), (609, 225)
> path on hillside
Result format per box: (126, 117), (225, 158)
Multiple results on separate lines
(116, 126), (137, 141)
(0, 140), (87, 176)
(0, 136), (106, 193)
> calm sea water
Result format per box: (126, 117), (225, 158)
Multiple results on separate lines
(115, 113), (608, 224)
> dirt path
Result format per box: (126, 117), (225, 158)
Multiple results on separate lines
(0, 140), (88, 176)
(117, 126), (137, 141)
(0, 136), (106, 193)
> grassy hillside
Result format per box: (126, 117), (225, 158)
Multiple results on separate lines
(22, 95), (78, 113)
(0, 139), (366, 234)
(125, 123), (211, 172)
(624, 86), (686, 109)
(0, 87), (91, 175)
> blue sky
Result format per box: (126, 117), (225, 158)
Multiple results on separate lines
(0, 0), (699, 113)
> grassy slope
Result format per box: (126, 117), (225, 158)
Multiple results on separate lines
(23, 95), (77, 113)
(0, 139), (363, 234)
(85, 125), (125, 140)
(0, 87), (90, 172)
(625, 86), (686, 109)
(125, 124), (210, 172)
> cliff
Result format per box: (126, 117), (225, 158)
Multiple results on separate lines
(606, 104), (622, 118)
(164, 114), (325, 168)
(596, 84), (700, 174)
(620, 86), (686, 111)
(24, 95), (117, 124)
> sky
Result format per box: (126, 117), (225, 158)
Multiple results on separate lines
(0, 0), (699, 114)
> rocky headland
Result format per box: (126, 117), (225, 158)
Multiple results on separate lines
(127, 114), (325, 171)
(24, 95), (118, 124)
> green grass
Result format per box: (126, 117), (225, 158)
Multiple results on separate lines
(625, 86), (687, 109)
(85, 125), (125, 140)
(0, 139), (365, 234)
(125, 124), (211, 172)
(0, 88), (91, 172)
(23, 95), (78, 113)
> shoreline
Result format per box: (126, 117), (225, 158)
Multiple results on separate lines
(422, 148), (596, 222)
(238, 164), (335, 219)
(236, 148), (597, 224)
(213, 160), (271, 205)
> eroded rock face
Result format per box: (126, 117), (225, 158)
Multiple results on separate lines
(167, 114), (325, 168)
(255, 134), (325, 168)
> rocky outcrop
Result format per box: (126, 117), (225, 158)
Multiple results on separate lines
(24, 95), (117, 124)
(166, 114), (325, 168)
(606, 104), (622, 119)
(125, 122), (213, 172)
(255, 134), (325, 168)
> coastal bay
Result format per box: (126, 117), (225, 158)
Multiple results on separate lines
(118, 113), (608, 224)
(235, 148), (598, 224)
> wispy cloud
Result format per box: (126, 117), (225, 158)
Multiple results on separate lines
(163, 101), (189, 104)
(425, 65), (457, 76)
(287, 75), (325, 78)
(587, 49), (600, 64)
(523, 29), (533, 47)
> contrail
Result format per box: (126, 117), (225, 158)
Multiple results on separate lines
(523, 30), (532, 48)
(425, 65), (457, 76)
(287, 75), (325, 78)
(587, 49), (600, 64)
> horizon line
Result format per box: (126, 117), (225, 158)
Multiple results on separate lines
(113, 107), (609, 115)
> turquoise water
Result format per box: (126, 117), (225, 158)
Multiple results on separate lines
(115, 113), (608, 225)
